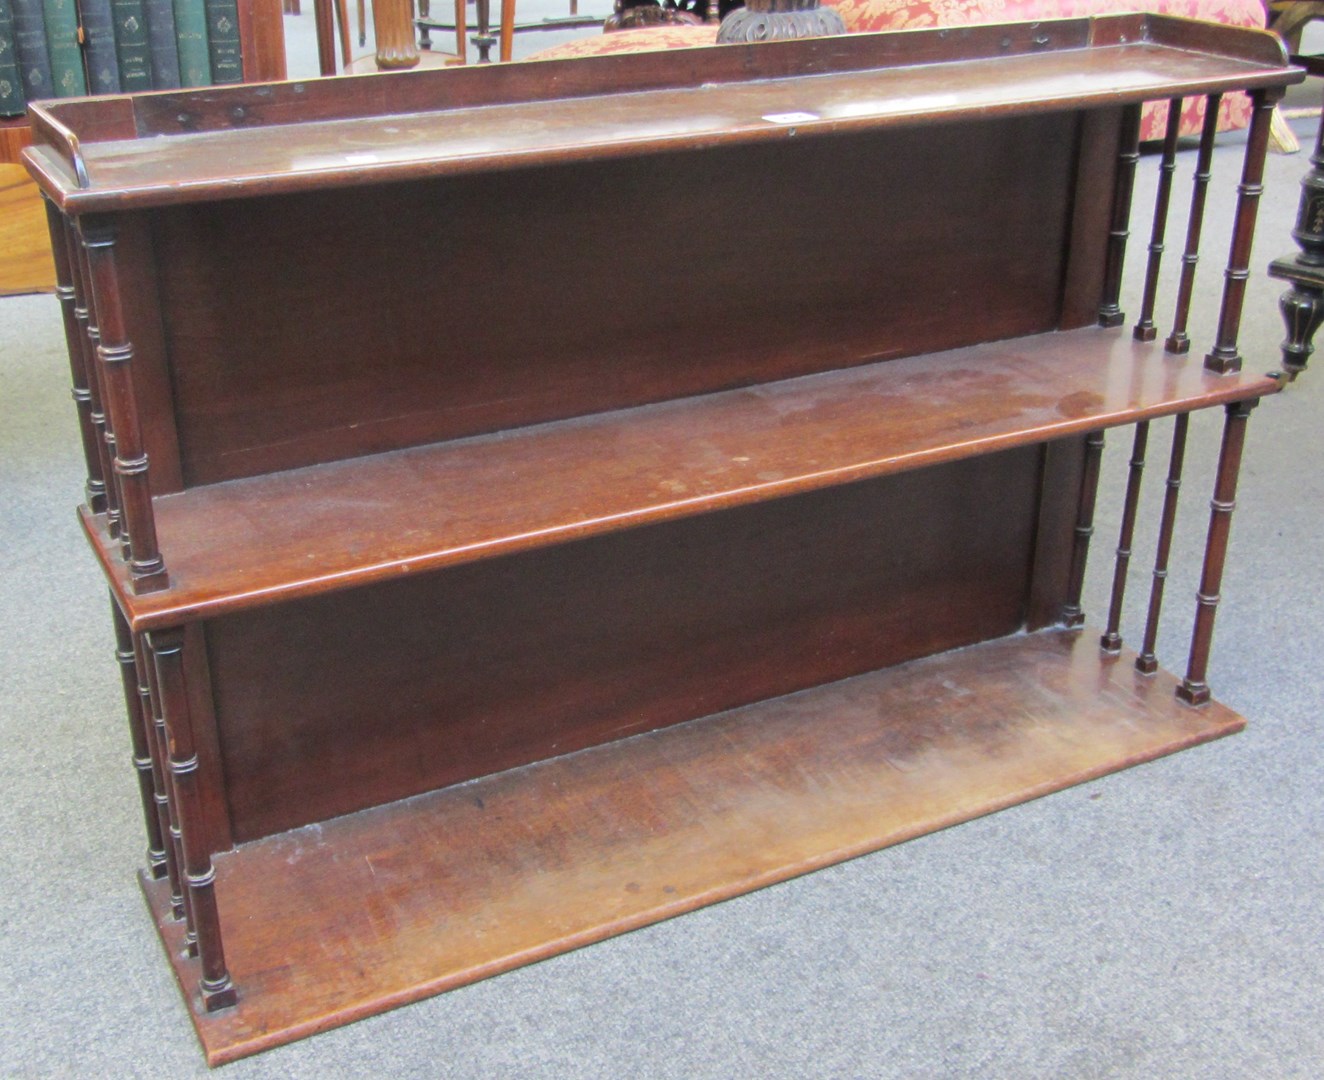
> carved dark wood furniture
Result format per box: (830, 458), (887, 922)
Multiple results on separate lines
(23, 16), (1303, 1065)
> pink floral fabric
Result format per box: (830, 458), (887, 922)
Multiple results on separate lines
(530, 25), (720, 60)
(527, 0), (1266, 139)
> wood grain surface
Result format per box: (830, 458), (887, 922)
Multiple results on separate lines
(141, 628), (1246, 1065)
(0, 165), (55, 295)
(89, 328), (1280, 631)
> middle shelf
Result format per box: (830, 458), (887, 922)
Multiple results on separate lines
(97, 327), (1281, 630)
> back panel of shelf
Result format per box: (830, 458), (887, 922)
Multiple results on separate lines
(129, 110), (1102, 491)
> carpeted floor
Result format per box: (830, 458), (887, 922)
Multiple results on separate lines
(1, 105), (1322, 1077)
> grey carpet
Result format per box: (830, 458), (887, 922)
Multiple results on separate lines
(2, 112), (1322, 1078)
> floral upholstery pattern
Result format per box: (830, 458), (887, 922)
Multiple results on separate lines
(528, 0), (1268, 139)
(531, 25), (719, 59)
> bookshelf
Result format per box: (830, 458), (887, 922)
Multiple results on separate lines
(23, 15), (1305, 1064)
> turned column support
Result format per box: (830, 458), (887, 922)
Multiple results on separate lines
(1061, 430), (1106, 629)
(110, 600), (169, 880)
(149, 628), (237, 1011)
(44, 199), (108, 515)
(1097, 104), (1143, 328)
(1205, 88), (1283, 374)
(1167, 94), (1222, 355)
(1177, 399), (1259, 706)
(79, 217), (168, 593)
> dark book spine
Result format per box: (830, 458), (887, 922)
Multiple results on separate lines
(10, 0), (52, 102)
(110, 0), (152, 91)
(171, 0), (207, 87)
(41, 0), (84, 95)
(202, 0), (237, 84)
(77, 0), (120, 93)
(0, 0), (25, 115)
(143, 0), (177, 87)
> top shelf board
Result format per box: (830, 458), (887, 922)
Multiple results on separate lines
(24, 14), (1299, 212)
(90, 327), (1281, 631)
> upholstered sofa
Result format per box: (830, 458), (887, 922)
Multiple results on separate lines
(529, 0), (1268, 140)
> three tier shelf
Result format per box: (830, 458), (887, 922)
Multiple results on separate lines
(24, 15), (1304, 1063)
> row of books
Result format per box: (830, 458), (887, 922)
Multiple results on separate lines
(0, 0), (244, 116)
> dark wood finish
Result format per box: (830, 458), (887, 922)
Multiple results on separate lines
(1061, 430), (1107, 628)
(1167, 94), (1224, 355)
(1134, 100), (1183, 343)
(1206, 89), (1283, 373)
(1098, 104), (1143, 328)
(1178, 400), (1260, 704)
(79, 329), (1280, 633)
(1269, 74), (1324, 378)
(149, 628), (237, 1011)
(207, 454), (1043, 840)
(1137, 412), (1190, 675)
(141, 629), (1244, 1066)
(80, 218), (168, 591)
(1101, 421), (1150, 653)
(111, 600), (168, 878)
(139, 628), (189, 923)
(21, 19), (1302, 1064)
(43, 201), (105, 512)
(23, 19), (1298, 213)
(71, 224), (122, 539)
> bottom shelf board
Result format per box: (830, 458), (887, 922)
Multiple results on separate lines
(145, 628), (1245, 1064)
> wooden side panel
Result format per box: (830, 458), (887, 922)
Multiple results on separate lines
(1060, 107), (1124, 330)
(206, 448), (1043, 841)
(150, 113), (1081, 486)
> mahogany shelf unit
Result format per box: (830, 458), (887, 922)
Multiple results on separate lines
(25, 15), (1305, 1065)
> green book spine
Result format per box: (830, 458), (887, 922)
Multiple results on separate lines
(77, 0), (121, 93)
(40, 0), (84, 95)
(202, 0), (238, 84)
(0, 0), (25, 115)
(110, 0), (152, 91)
(171, 0), (207, 87)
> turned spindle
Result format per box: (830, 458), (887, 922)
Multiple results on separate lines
(1135, 413), (1190, 675)
(149, 628), (237, 1011)
(45, 202), (107, 515)
(1061, 430), (1106, 629)
(1100, 422), (1149, 654)
(80, 218), (168, 592)
(1167, 95), (1222, 355)
(1134, 101), (1183, 342)
(1098, 105), (1142, 328)
(70, 224), (122, 537)
(1177, 400), (1258, 705)
(139, 634), (189, 925)
(111, 601), (168, 879)
(1205, 90), (1282, 374)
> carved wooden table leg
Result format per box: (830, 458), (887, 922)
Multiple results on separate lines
(716, 0), (843, 43)
(374, 0), (421, 68)
(1270, 62), (1324, 378)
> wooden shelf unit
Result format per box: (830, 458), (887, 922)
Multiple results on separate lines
(24, 15), (1304, 1064)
